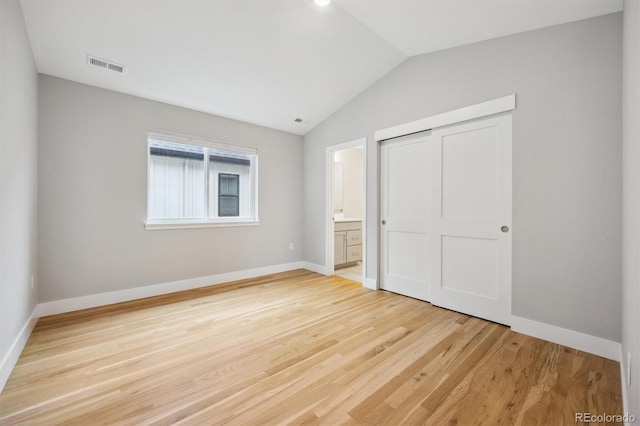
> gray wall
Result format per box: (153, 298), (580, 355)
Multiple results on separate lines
(38, 76), (303, 302)
(0, 0), (39, 371)
(622, 0), (639, 415)
(303, 14), (622, 341)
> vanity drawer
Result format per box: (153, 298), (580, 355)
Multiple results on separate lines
(346, 244), (362, 262)
(346, 230), (362, 246)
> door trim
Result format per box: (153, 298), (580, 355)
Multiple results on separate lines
(325, 138), (367, 282)
(374, 94), (516, 142)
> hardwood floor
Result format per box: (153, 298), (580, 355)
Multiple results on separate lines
(0, 270), (622, 425)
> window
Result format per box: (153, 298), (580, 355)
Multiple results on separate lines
(146, 131), (258, 229)
(218, 174), (239, 216)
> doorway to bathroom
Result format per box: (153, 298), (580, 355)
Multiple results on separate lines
(325, 138), (366, 283)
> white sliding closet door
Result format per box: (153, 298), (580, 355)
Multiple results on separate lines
(429, 114), (512, 325)
(380, 134), (431, 301)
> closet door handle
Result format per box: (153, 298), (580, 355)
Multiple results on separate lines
(501, 225), (509, 233)
(381, 220), (386, 225)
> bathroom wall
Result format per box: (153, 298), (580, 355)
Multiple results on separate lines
(334, 147), (363, 220)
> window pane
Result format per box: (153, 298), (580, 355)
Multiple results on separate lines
(219, 195), (239, 216)
(219, 174), (239, 196)
(209, 151), (252, 219)
(148, 140), (205, 220)
(218, 174), (239, 216)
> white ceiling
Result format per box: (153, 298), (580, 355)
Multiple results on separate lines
(337, 0), (623, 57)
(20, 0), (622, 135)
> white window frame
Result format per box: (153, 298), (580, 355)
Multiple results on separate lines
(145, 130), (259, 230)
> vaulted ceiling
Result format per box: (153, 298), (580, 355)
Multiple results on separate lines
(20, 0), (622, 135)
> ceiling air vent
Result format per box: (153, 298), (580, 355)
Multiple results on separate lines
(87, 55), (126, 74)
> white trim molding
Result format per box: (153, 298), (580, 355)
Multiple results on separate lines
(375, 94), (516, 142)
(511, 316), (621, 361)
(363, 277), (378, 290)
(301, 262), (329, 276)
(0, 306), (39, 393)
(620, 352), (630, 422)
(145, 220), (260, 231)
(36, 262), (305, 318)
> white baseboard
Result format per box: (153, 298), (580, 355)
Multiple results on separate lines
(301, 261), (328, 276)
(35, 261), (305, 318)
(0, 306), (38, 393)
(619, 349), (630, 423)
(363, 277), (377, 290)
(511, 316), (621, 361)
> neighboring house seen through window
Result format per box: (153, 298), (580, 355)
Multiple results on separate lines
(146, 131), (258, 229)
(218, 173), (240, 217)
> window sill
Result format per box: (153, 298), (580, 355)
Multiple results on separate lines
(145, 220), (260, 230)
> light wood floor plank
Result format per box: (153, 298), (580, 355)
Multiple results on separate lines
(0, 270), (622, 425)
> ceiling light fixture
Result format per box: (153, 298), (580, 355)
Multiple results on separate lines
(314, 0), (331, 6)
